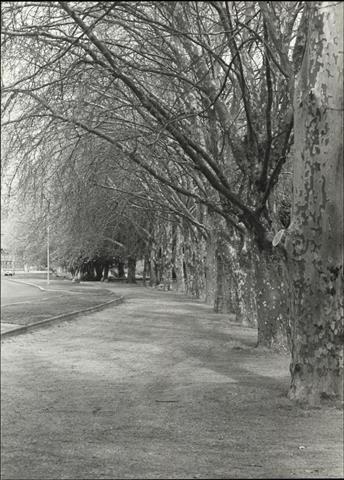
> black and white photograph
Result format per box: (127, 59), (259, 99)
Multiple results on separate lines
(1, 1), (343, 479)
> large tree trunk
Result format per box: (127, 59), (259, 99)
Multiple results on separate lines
(94, 260), (103, 281)
(117, 260), (125, 279)
(161, 223), (173, 291)
(149, 258), (157, 287)
(254, 249), (290, 350)
(127, 257), (136, 283)
(80, 260), (96, 281)
(236, 239), (258, 329)
(143, 255), (149, 286)
(148, 240), (158, 287)
(184, 232), (206, 299)
(102, 262), (110, 281)
(204, 223), (217, 305)
(214, 239), (238, 316)
(174, 225), (186, 293)
(287, 1), (343, 404)
(214, 233), (259, 329)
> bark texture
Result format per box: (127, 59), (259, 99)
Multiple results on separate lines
(214, 239), (238, 316)
(204, 231), (217, 305)
(173, 225), (186, 293)
(184, 231), (206, 299)
(287, 1), (343, 404)
(254, 249), (289, 350)
(127, 257), (136, 283)
(160, 223), (173, 291)
(215, 234), (258, 328)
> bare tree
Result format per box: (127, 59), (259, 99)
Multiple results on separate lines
(286, 1), (343, 404)
(2, 1), (342, 404)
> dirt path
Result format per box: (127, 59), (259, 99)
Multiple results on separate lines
(1, 285), (343, 479)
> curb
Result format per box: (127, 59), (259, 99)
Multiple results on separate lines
(1, 296), (124, 340)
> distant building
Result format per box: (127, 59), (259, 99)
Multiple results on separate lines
(1, 248), (15, 274)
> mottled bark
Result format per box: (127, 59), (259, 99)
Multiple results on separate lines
(161, 223), (173, 291)
(236, 245), (258, 328)
(214, 235), (258, 328)
(214, 240), (237, 315)
(287, 2), (343, 404)
(184, 233), (206, 299)
(254, 250), (290, 350)
(149, 258), (157, 286)
(174, 225), (186, 293)
(204, 227), (217, 306)
(149, 241), (158, 287)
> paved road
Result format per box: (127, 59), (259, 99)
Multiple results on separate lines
(1, 277), (46, 304)
(1, 284), (343, 479)
(1, 278), (54, 333)
(1, 277), (115, 334)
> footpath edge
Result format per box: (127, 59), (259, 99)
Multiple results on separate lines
(1, 281), (124, 339)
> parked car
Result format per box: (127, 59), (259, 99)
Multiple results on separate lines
(3, 269), (15, 276)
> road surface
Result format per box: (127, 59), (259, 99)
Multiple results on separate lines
(1, 278), (55, 333)
(1, 277), (115, 334)
(1, 284), (342, 479)
(1, 277), (47, 305)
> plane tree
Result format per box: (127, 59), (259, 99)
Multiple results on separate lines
(1, 1), (342, 404)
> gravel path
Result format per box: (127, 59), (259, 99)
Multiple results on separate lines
(1, 284), (343, 479)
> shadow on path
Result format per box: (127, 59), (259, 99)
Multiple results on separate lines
(1, 284), (343, 479)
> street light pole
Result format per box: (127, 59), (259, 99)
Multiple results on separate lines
(47, 224), (50, 285)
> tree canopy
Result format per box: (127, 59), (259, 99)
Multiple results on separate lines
(1, 1), (343, 405)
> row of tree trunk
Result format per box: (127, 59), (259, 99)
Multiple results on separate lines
(145, 219), (289, 348)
